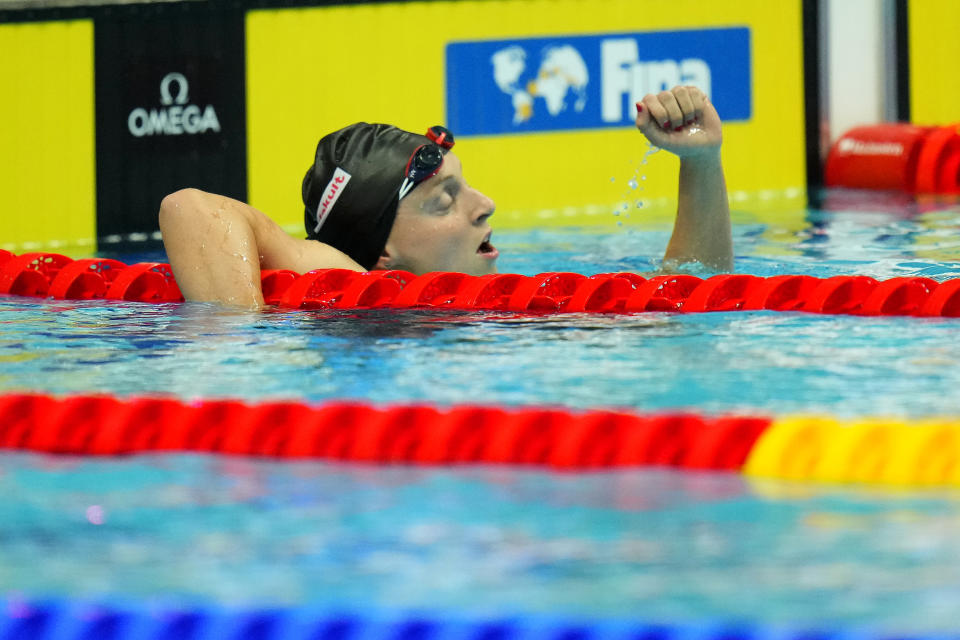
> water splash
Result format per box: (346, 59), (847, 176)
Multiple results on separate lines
(611, 143), (659, 225)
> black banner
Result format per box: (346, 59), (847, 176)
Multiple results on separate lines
(94, 4), (246, 240)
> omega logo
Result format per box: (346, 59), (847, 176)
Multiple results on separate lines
(127, 72), (222, 138)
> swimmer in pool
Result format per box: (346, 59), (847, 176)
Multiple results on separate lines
(160, 85), (732, 308)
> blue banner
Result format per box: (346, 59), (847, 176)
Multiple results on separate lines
(445, 27), (751, 136)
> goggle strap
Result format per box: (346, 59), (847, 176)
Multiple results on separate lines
(427, 126), (455, 149)
(398, 178), (415, 201)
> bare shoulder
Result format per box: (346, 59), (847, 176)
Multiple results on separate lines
(159, 188), (256, 227)
(265, 230), (366, 274)
(159, 188), (362, 274)
(158, 188), (365, 308)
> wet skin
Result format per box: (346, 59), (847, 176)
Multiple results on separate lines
(380, 152), (499, 276)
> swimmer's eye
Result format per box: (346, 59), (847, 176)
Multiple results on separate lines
(440, 190), (457, 212)
(427, 187), (457, 214)
(445, 184), (461, 205)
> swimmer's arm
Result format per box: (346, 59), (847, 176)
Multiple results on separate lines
(666, 152), (733, 270)
(159, 188), (364, 308)
(636, 86), (734, 271)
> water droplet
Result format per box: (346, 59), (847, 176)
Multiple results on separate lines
(613, 210), (620, 216)
(628, 178), (638, 190)
(635, 200), (644, 208)
(617, 221), (623, 227)
(610, 177), (615, 182)
(641, 175), (647, 181)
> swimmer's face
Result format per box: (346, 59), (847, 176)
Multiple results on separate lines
(381, 151), (498, 276)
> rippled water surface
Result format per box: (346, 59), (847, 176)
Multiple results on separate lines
(4, 454), (960, 633)
(3, 201), (960, 631)
(3, 204), (960, 416)
(3, 300), (960, 417)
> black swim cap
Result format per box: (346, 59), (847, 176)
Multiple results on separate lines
(302, 123), (430, 270)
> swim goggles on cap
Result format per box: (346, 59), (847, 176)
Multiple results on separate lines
(398, 126), (456, 201)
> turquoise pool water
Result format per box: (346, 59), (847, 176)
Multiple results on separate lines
(3, 298), (960, 417)
(4, 454), (960, 633)
(3, 201), (960, 634)
(4, 205), (960, 417)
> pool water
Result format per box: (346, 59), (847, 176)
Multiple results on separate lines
(3, 200), (960, 633)
(4, 204), (960, 417)
(4, 454), (960, 633)
(3, 298), (960, 418)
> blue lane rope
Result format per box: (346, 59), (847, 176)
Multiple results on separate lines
(0, 599), (914, 640)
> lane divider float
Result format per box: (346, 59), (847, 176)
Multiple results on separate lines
(2, 250), (960, 316)
(0, 393), (769, 471)
(743, 415), (960, 486)
(0, 598), (905, 640)
(3, 393), (960, 488)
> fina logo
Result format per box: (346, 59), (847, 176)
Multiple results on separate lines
(491, 45), (588, 124)
(127, 72), (222, 138)
(489, 39), (711, 125)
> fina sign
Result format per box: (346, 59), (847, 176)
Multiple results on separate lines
(446, 27), (751, 136)
(127, 72), (222, 137)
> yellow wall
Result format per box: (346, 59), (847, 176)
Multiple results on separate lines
(909, 0), (960, 125)
(246, 0), (807, 231)
(0, 2), (808, 250)
(0, 20), (96, 252)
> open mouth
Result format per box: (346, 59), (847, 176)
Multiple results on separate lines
(477, 232), (498, 258)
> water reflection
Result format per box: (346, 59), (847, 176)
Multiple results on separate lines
(4, 453), (960, 631)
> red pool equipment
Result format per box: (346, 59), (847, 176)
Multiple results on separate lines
(1, 250), (960, 318)
(0, 392), (774, 471)
(826, 123), (960, 194)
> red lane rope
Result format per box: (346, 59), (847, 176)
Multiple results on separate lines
(2, 251), (960, 316)
(0, 393), (771, 470)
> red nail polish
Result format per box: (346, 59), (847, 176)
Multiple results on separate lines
(636, 102), (644, 113)
(674, 126), (683, 131)
(663, 120), (671, 129)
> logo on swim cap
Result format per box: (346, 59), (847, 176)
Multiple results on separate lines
(314, 167), (352, 233)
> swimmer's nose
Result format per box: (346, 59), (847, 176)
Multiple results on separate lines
(472, 190), (496, 225)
